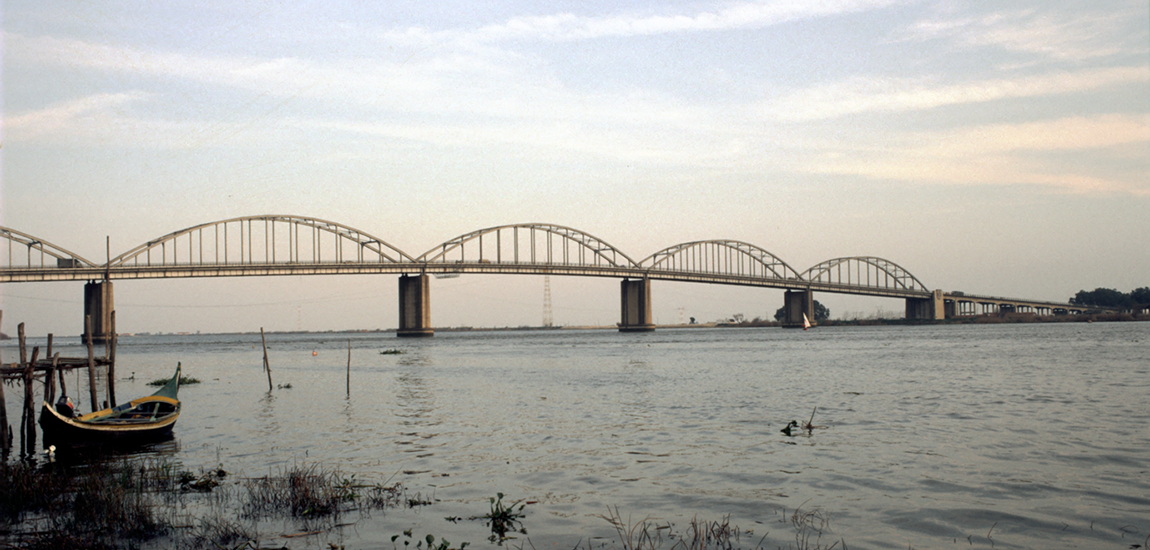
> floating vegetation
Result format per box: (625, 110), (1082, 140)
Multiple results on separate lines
(479, 492), (527, 542)
(147, 374), (200, 386)
(392, 529), (469, 550)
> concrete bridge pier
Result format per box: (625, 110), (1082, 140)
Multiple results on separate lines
(619, 278), (655, 332)
(397, 274), (434, 337)
(906, 289), (945, 320)
(944, 299), (957, 318)
(782, 289), (815, 328)
(83, 280), (115, 344)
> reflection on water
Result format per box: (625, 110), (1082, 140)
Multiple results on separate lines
(393, 364), (443, 465)
(45, 435), (181, 467)
(3, 324), (1149, 549)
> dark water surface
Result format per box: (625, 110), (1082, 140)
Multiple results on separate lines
(6, 322), (1149, 549)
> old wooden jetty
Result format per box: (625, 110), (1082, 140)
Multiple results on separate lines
(1, 313), (118, 459)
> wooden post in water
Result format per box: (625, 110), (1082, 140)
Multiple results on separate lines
(23, 346), (39, 457)
(0, 311), (9, 451)
(85, 315), (98, 412)
(47, 353), (60, 406)
(57, 357), (68, 401)
(43, 335), (54, 402)
(18, 323), (27, 373)
(17, 324), (27, 445)
(346, 339), (351, 398)
(260, 328), (273, 392)
(17, 323), (29, 456)
(107, 311), (117, 407)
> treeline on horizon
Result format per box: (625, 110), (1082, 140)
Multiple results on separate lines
(1070, 287), (1150, 308)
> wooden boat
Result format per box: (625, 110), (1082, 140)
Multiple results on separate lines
(40, 364), (182, 444)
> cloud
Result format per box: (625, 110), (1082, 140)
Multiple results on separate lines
(4, 30), (723, 155)
(902, 7), (1143, 62)
(7, 33), (323, 95)
(389, 0), (903, 44)
(4, 92), (147, 139)
(811, 114), (1150, 194)
(922, 114), (1150, 154)
(760, 66), (1148, 121)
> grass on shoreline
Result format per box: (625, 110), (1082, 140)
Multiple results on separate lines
(0, 456), (406, 549)
(1, 455), (851, 550)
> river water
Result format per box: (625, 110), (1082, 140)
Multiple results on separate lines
(4, 322), (1149, 549)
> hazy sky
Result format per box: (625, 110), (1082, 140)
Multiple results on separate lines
(2, 1), (1148, 336)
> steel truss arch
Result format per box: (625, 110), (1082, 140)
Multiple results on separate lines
(108, 215), (416, 268)
(802, 256), (928, 292)
(0, 226), (98, 269)
(416, 223), (638, 269)
(640, 240), (803, 281)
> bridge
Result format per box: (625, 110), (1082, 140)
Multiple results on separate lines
(0, 215), (1100, 340)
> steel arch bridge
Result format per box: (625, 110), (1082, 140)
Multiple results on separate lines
(0, 217), (934, 297)
(0, 215), (1096, 337)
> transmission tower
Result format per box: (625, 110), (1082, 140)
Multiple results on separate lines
(542, 275), (554, 327)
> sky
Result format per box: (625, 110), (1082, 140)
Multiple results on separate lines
(1, 0), (1148, 336)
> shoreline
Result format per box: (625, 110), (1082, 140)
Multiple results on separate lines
(5, 312), (1145, 341)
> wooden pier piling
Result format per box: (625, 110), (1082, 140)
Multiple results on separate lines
(86, 315), (98, 412)
(1, 318), (117, 456)
(0, 311), (8, 450)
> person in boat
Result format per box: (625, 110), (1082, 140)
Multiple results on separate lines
(55, 395), (75, 418)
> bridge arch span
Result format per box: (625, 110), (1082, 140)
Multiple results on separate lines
(640, 240), (803, 282)
(0, 226), (97, 269)
(415, 223), (639, 271)
(108, 215), (416, 268)
(802, 256), (929, 293)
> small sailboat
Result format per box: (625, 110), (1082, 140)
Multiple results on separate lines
(40, 364), (183, 444)
(802, 313), (812, 331)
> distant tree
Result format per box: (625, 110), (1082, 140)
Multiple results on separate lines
(773, 300), (830, 322)
(1131, 287), (1150, 305)
(1071, 287), (1133, 308)
(814, 301), (830, 322)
